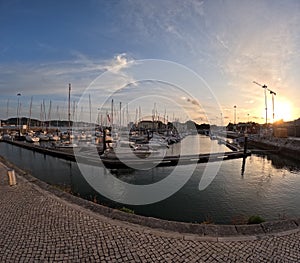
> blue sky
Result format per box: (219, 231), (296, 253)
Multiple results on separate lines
(1, 0), (300, 124)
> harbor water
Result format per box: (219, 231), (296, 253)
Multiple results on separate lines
(1, 135), (300, 224)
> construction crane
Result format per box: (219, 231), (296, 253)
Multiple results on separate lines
(253, 81), (277, 124)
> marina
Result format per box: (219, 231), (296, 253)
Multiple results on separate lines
(2, 1), (300, 261)
(2, 136), (250, 168)
(1, 133), (300, 224)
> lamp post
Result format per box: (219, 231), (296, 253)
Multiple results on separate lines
(234, 105), (237, 124)
(233, 105), (237, 132)
(220, 112), (223, 126)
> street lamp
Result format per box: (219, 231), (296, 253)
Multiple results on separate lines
(234, 105), (237, 124)
(234, 105), (237, 132)
(220, 112), (223, 127)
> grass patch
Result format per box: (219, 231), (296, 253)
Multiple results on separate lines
(247, 215), (265, 224)
(119, 207), (135, 214)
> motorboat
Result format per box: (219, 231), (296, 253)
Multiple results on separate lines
(102, 140), (158, 159)
(25, 134), (40, 143)
(2, 134), (11, 141)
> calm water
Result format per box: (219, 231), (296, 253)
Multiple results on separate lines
(1, 135), (300, 224)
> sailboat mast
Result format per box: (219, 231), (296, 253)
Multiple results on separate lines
(89, 94), (92, 125)
(68, 83), (71, 130)
(111, 99), (114, 128)
(56, 105), (59, 128)
(119, 101), (122, 128)
(6, 99), (9, 119)
(42, 99), (46, 130)
(28, 96), (33, 130)
(40, 103), (43, 127)
(72, 100), (76, 126)
(48, 100), (52, 127)
(126, 103), (129, 128)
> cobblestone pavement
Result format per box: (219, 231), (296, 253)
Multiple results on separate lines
(1, 162), (300, 262)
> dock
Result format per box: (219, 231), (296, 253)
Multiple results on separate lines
(98, 150), (250, 169)
(3, 139), (77, 161)
(1, 139), (251, 169)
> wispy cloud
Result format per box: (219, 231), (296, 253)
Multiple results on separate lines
(0, 52), (140, 119)
(2, 0), (300, 121)
(0, 52), (135, 95)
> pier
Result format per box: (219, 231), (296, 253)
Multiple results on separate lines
(99, 150), (250, 169)
(1, 139), (251, 169)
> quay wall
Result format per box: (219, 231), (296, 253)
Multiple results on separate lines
(248, 139), (300, 161)
(3, 140), (76, 161)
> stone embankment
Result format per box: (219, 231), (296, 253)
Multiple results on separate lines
(249, 136), (300, 160)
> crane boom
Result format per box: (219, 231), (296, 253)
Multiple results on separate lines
(253, 81), (263, 87)
(253, 81), (267, 88)
(253, 81), (276, 95)
(268, 89), (276, 95)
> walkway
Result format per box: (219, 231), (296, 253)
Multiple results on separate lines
(0, 160), (300, 262)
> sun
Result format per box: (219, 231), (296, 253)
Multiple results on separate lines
(258, 98), (293, 123)
(274, 100), (293, 122)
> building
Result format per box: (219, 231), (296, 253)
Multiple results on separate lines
(135, 120), (167, 131)
(274, 118), (300, 137)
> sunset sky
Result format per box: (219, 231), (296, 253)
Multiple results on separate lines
(1, 0), (300, 125)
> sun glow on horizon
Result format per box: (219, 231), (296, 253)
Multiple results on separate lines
(256, 99), (293, 123)
(274, 100), (293, 122)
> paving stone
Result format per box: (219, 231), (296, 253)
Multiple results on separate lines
(261, 220), (298, 233)
(235, 224), (265, 236)
(204, 224), (238, 237)
(1, 159), (300, 262)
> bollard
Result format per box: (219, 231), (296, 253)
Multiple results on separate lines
(7, 169), (17, 186)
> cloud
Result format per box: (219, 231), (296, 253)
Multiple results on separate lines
(0, 52), (136, 96)
(186, 98), (200, 107)
(2, 1), (300, 121)
(104, 53), (133, 74)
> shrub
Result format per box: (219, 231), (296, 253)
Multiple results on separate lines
(247, 215), (265, 224)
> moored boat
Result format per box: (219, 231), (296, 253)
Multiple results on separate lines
(25, 134), (40, 143)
